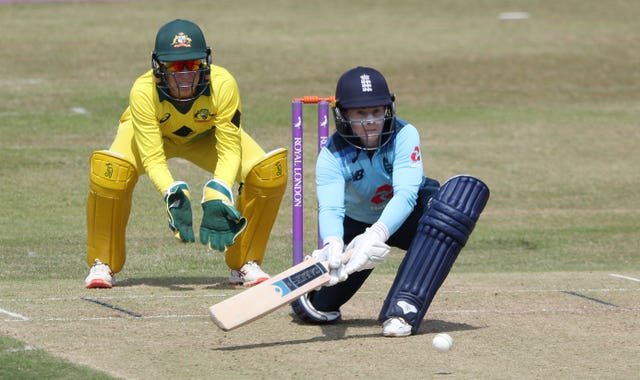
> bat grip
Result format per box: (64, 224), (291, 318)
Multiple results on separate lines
(341, 249), (353, 264)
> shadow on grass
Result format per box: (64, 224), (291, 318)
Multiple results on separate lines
(116, 276), (237, 291)
(212, 317), (480, 351)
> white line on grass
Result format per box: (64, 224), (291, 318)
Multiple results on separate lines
(498, 12), (530, 20)
(2, 285), (637, 322)
(1, 287), (638, 303)
(0, 294), (228, 302)
(5, 305), (639, 323)
(429, 306), (640, 315)
(609, 273), (640, 282)
(438, 287), (639, 294)
(0, 307), (30, 321)
(3, 314), (208, 323)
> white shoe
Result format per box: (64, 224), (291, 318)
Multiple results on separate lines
(229, 261), (270, 287)
(382, 317), (412, 337)
(84, 259), (114, 289)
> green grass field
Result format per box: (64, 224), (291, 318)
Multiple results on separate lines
(1, 1), (639, 378)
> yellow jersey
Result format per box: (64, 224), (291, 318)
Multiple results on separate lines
(120, 65), (242, 193)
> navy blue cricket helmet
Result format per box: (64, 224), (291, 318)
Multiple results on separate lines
(333, 66), (396, 150)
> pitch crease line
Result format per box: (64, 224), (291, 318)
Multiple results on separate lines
(609, 273), (640, 283)
(7, 306), (638, 323)
(2, 287), (638, 304)
(0, 307), (30, 321)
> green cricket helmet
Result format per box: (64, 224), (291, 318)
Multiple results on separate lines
(151, 19), (211, 102)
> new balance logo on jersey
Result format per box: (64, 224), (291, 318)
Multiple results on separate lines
(352, 169), (364, 181)
(360, 74), (372, 92)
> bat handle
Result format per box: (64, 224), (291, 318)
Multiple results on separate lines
(341, 249), (353, 264)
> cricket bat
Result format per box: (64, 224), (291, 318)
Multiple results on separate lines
(209, 251), (351, 331)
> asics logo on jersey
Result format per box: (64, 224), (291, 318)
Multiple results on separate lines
(360, 74), (372, 92)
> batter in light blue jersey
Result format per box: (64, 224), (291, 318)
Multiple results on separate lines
(291, 66), (443, 336)
(316, 117), (425, 238)
(293, 67), (489, 337)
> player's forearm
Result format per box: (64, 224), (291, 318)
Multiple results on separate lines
(212, 127), (242, 186)
(378, 189), (416, 235)
(146, 163), (175, 194)
(318, 205), (345, 241)
(317, 179), (345, 239)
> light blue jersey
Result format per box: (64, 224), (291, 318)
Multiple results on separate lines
(316, 118), (425, 240)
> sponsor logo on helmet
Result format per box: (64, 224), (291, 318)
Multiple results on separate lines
(171, 32), (192, 48)
(360, 74), (373, 92)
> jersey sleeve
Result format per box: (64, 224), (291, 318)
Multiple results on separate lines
(316, 147), (346, 240)
(378, 125), (424, 234)
(128, 74), (175, 193)
(209, 69), (242, 188)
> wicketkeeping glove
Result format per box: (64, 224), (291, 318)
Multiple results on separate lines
(311, 236), (347, 286)
(345, 221), (391, 274)
(200, 179), (247, 252)
(164, 181), (195, 243)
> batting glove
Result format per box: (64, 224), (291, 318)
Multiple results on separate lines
(164, 181), (195, 243)
(345, 221), (391, 274)
(200, 179), (247, 252)
(312, 236), (347, 286)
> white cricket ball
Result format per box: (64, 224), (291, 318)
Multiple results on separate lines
(432, 333), (453, 352)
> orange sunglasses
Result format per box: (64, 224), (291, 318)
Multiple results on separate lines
(163, 59), (204, 72)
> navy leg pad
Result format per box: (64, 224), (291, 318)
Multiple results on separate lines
(378, 175), (490, 333)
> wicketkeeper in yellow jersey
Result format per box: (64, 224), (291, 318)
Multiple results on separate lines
(85, 19), (287, 288)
